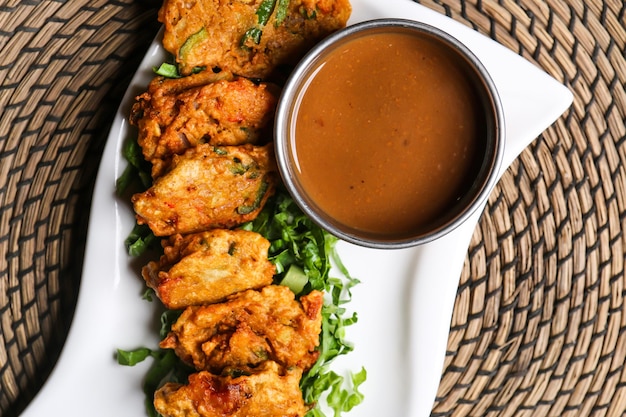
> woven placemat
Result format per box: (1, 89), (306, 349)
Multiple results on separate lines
(0, 1), (159, 416)
(0, 0), (624, 416)
(415, 0), (626, 415)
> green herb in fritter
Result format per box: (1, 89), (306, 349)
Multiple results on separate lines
(153, 62), (180, 78)
(241, 0), (291, 46)
(256, 0), (277, 25)
(179, 27), (207, 62)
(237, 180), (270, 215)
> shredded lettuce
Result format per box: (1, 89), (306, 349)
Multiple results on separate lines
(124, 223), (157, 257)
(116, 136), (157, 256)
(116, 136), (152, 197)
(241, 191), (366, 415)
(116, 307), (191, 417)
(117, 346), (192, 417)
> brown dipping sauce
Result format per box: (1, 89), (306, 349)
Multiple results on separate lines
(291, 31), (486, 239)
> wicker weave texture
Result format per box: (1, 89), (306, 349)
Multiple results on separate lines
(414, 0), (626, 416)
(0, 1), (159, 415)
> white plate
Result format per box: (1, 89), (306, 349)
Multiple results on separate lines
(22, 1), (572, 416)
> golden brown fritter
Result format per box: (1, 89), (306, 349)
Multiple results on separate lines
(132, 143), (276, 236)
(158, 0), (352, 78)
(154, 361), (308, 417)
(130, 71), (279, 178)
(160, 285), (323, 373)
(142, 229), (275, 309)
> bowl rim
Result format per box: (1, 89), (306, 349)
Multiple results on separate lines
(274, 18), (505, 249)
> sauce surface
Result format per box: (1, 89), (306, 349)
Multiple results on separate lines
(291, 31), (485, 238)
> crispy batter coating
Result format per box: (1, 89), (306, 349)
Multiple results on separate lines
(158, 0), (352, 78)
(154, 361), (308, 417)
(130, 71), (278, 178)
(132, 143), (276, 236)
(160, 285), (323, 373)
(142, 229), (275, 309)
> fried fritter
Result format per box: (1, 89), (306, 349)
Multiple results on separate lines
(132, 143), (276, 236)
(142, 229), (275, 309)
(160, 285), (323, 373)
(130, 71), (278, 178)
(154, 361), (308, 417)
(158, 0), (352, 78)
